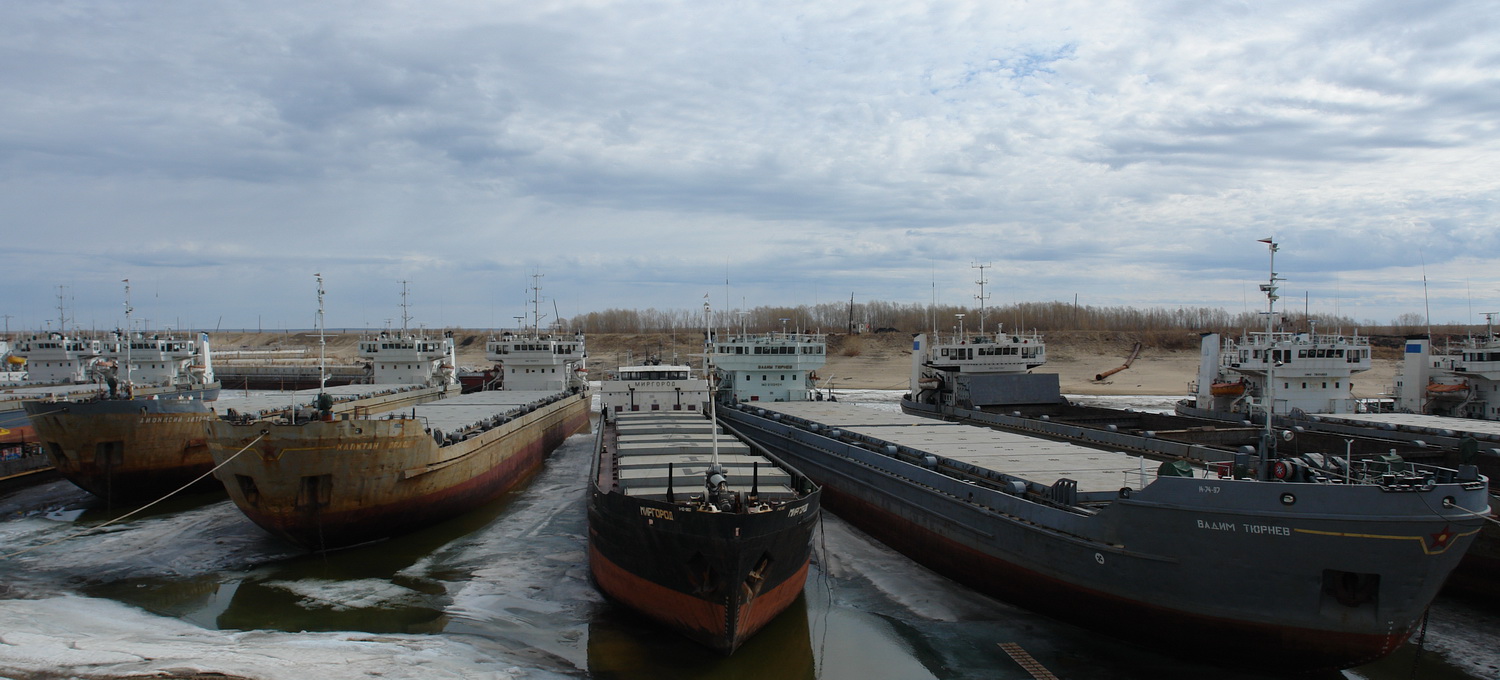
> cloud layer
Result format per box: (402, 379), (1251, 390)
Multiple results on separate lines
(3, 0), (1498, 330)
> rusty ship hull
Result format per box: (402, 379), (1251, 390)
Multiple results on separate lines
(208, 390), (590, 549)
(588, 410), (819, 654)
(24, 397), (218, 503)
(23, 384), (459, 504)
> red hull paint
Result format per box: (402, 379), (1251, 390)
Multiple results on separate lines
(589, 540), (810, 653)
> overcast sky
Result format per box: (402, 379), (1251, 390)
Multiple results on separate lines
(4, 1), (1498, 333)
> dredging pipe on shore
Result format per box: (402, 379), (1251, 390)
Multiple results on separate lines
(1095, 342), (1142, 382)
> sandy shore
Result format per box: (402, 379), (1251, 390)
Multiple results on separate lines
(213, 329), (1398, 399)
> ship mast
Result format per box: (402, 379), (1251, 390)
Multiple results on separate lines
(122, 279), (133, 393)
(56, 286), (68, 335)
(704, 297), (719, 470)
(973, 262), (991, 337)
(316, 273), (326, 394)
(529, 273), (547, 335)
(399, 280), (411, 336)
(1257, 238), (1281, 479)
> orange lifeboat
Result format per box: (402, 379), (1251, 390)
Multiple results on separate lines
(1426, 381), (1469, 395)
(1210, 380), (1247, 397)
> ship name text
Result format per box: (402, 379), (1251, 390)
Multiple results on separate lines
(334, 441), (397, 451)
(639, 507), (675, 521)
(1196, 519), (1291, 536)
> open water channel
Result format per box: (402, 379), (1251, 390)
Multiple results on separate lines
(0, 390), (1497, 679)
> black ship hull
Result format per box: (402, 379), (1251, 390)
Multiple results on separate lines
(587, 488), (817, 653)
(587, 408), (820, 654)
(721, 401), (1487, 672)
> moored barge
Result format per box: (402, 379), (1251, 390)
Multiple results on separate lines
(25, 328), (459, 504)
(588, 330), (822, 653)
(209, 289), (591, 549)
(210, 387), (588, 549)
(721, 398), (1488, 671)
(22, 330), (223, 502)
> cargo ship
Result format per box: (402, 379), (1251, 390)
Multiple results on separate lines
(725, 247), (1488, 671)
(728, 395), (1487, 671)
(2, 331), (107, 440)
(587, 326), (822, 654)
(4, 287), (226, 489)
(23, 323), (469, 504)
(1163, 244), (1500, 604)
(208, 285), (591, 550)
(21, 329), (224, 502)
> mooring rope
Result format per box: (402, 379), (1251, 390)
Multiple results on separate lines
(0, 433), (265, 560)
(1408, 607), (1431, 680)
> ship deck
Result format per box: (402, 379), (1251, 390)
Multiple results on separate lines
(215, 383), (450, 418)
(1309, 411), (1500, 439)
(411, 390), (569, 432)
(0, 382), (113, 403)
(608, 410), (799, 501)
(753, 401), (1145, 493)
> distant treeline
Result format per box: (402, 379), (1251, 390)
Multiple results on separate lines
(572, 301), (1461, 337)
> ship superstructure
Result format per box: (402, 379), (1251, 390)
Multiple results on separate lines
(1394, 316), (1500, 420)
(485, 331), (586, 392)
(358, 331), (458, 387)
(484, 274), (587, 392)
(711, 331), (824, 403)
(908, 269), (1055, 409)
(11, 333), (103, 385)
(1190, 326), (1372, 417)
(1179, 244), (1372, 420)
(598, 360), (708, 414)
(99, 330), (218, 395)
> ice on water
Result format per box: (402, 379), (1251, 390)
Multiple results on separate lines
(0, 595), (554, 680)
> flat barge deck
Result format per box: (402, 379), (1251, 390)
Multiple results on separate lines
(719, 399), (1488, 671)
(782, 402), (1137, 493)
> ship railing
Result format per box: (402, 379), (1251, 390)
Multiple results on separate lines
(715, 416), (820, 499)
(1235, 330), (1369, 348)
